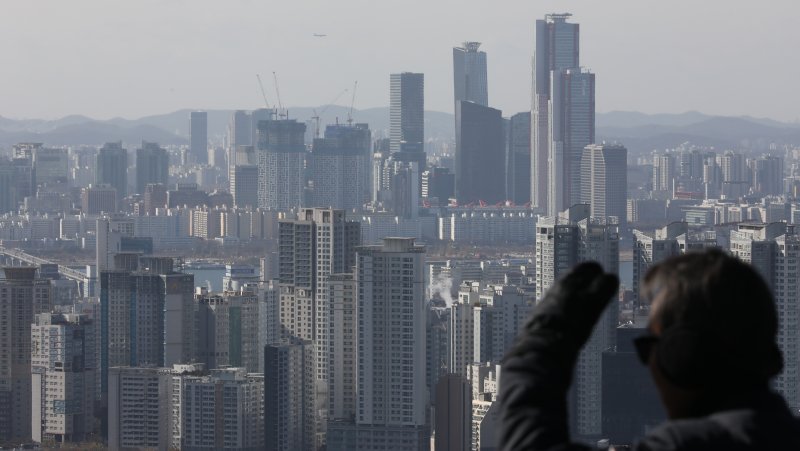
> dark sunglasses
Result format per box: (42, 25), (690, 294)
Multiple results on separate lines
(633, 333), (659, 365)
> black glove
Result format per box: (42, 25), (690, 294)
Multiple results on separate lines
(499, 262), (618, 451)
(520, 261), (619, 357)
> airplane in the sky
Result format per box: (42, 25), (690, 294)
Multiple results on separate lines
(313, 33), (327, 37)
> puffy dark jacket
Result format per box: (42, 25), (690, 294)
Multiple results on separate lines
(498, 262), (800, 450)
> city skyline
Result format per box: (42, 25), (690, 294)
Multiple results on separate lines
(2, 1), (800, 121)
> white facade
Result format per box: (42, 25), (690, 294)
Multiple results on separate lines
(31, 313), (96, 444)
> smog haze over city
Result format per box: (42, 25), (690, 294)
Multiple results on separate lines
(1, 1), (800, 450)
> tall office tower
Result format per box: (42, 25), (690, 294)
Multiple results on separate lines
(135, 141), (169, 194)
(264, 340), (316, 451)
(256, 119), (307, 210)
(531, 13), (580, 210)
(0, 164), (17, 213)
(434, 374), (471, 451)
(328, 238), (428, 451)
(195, 288), (261, 373)
(547, 68), (595, 215)
(232, 164), (259, 208)
(190, 111), (208, 165)
(96, 142), (128, 201)
(753, 155), (784, 196)
(228, 110), (253, 150)
(652, 153), (676, 196)
(729, 222), (800, 412)
(108, 366), (172, 450)
(99, 257), (195, 399)
(11, 143), (36, 202)
(506, 112), (532, 205)
(308, 123), (372, 211)
(81, 184), (118, 214)
(31, 313), (96, 444)
(581, 143), (627, 225)
(390, 72), (424, 154)
(389, 72), (426, 182)
(0, 267), (51, 443)
(278, 208), (360, 429)
(251, 108), (275, 150)
(455, 101), (505, 204)
(535, 205), (618, 437)
(453, 42), (488, 107)
(32, 147), (69, 187)
(172, 367), (264, 450)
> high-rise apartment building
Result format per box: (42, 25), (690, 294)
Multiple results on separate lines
(455, 101), (505, 204)
(535, 205), (618, 437)
(531, 13), (580, 210)
(327, 238), (429, 451)
(107, 366), (172, 450)
(264, 340), (316, 451)
(729, 222), (800, 412)
(190, 111), (208, 165)
(278, 208), (360, 427)
(506, 112), (531, 205)
(31, 313), (96, 444)
(256, 119), (307, 210)
(308, 124), (372, 211)
(100, 257), (195, 399)
(96, 142), (128, 200)
(173, 367), (264, 450)
(390, 72), (425, 154)
(136, 141), (169, 195)
(581, 143), (627, 225)
(0, 267), (51, 443)
(195, 288), (260, 373)
(652, 153), (676, 195)
(453, 42), (488, 107)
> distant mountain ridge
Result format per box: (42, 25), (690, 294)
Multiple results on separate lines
(2, 109), (799, 153)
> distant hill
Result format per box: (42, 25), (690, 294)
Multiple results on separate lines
(3, 109), (800, 152)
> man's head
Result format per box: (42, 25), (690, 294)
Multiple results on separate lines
(639, 249), (783, 418)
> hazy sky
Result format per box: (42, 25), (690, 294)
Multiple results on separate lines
(2, 0), (799, 121)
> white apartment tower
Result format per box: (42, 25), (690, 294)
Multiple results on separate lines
(535, 205), (618, 437)
(327, 238), (429, 451)
(729, 222), (800, 412)
(31, 313), (96, 444)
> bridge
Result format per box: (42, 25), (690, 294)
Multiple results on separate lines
(0, 246), (94, 296)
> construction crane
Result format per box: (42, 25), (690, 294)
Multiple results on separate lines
(311, 88), (349, 139)
(347, 81), (358, 126)
(272, 72), (287, 119)
(255, 74), (271, 109)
